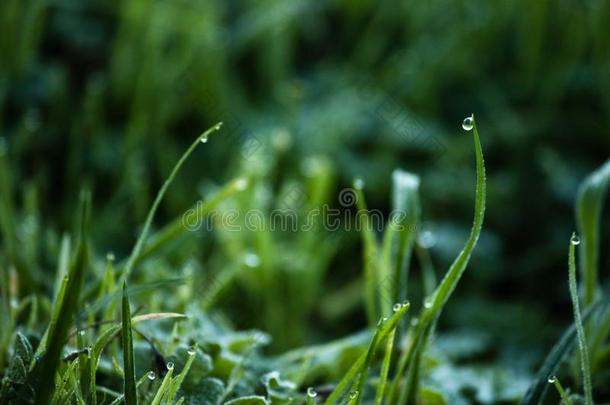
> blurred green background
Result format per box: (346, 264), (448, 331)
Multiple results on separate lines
(1, 0), (610, 395)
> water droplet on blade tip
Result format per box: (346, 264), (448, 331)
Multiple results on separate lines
(462, 114), (474, 131)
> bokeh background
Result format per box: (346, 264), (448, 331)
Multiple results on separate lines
(1, 0), (610, 400)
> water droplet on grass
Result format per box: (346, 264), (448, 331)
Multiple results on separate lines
(147, 371), (156, 380)
(307, 387), (317, 398)
(349, 390), (358, 399)
(234, 178), (248, 191)
(243, 252), (261, 268)
(423, 297), (433, 309)
(377, 317), (388, 326)
(570, 233), (581, 246)
(393, 303), (402, 312)
(354, 178), (365, 190)
(418, 230), (436, 248)
(166, 362), (174, 371)
(78, 330), (86, 336)
(187, 346), (197, 356)
(462, 114), (474, 131)
(547, 375), (557, 384)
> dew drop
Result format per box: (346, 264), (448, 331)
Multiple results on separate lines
(377, 317), (388, 327)
(354, 178), (365, 190)
(234, 178), (249, 191)
(392, 303), (402, 312)
(418, 230), (436, 249)
(349, 390), (358, 399)
(570, 233), (581, 246)
(423, 298), (433, 309)
(147, 371), (156, 381)
(402, 300), (410, 308)
(307, 387), (317, 398)
(200, 135), (209, 143)
(187, 346), (197, 356)
(214, 122), (223, 131)
(243, 252), (261, 268)
(79, 330), (86, 336)
(166, 362), (174, 371)
(547, 375), (557, 384)
(10, 298), (18, 309)
(106, 252), (115, 262)
(462, 114), (474, 131)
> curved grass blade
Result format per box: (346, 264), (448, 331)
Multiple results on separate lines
(33, 190), (90, 404)
(119, 123), (223, 284)
(122, 283), (137, 405)
(78, 277), (187, 320)
(576, 159), (610, 306)
(135, 177), (249, 266)
(520, 301), (602, 405)
(568, 234), (593, 405)
(391, 116), (486, 403)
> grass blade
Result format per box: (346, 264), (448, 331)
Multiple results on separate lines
(568, 234), (593, 405)
(33, 190), (90, 404)
(122, 283), (137, 405)
(389, 170), (420, 306)
(373, 329), (395, 405)
(324, 303), (410, 405)
(119, 123), (223, 284)
(390, 115), (486, 403)
(354, 180), (380, 327)
(150, 365), (174, 405)
(548, 376), (573, 405)
(134, 176), (249, 266)
(576, 159), (610, 306)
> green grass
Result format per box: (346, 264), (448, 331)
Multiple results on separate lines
(2, 1), (610, 403)
(0, 114), (608, 404)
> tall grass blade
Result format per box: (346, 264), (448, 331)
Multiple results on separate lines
(568, 234), (593, 405)
(33, 190), (90, 404)
(119, 123), (223, 284)
(576, 159), (610, 306)
(391, 116), (486, 403)
(122, 283), (137, 405)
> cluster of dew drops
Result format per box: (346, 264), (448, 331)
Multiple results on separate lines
(145, 346), (197, 382)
